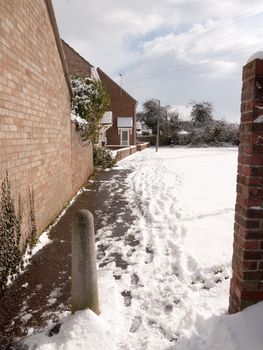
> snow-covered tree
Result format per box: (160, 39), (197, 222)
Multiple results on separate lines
(140, 99), (160, 133)
(190, 101), (213, 127)
(71, 76), (110, 144)
(138, 100), (178, 134)
(169, 112), (181, 132)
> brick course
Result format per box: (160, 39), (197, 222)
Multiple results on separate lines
(229, 58), (263, 313)
(137, 142), (150, 152)
(0, 0), (92, 244)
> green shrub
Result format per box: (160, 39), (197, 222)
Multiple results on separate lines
(0, 173), (38, 297)
(93, 146), (116, 169)
(0, 172), (23, 297)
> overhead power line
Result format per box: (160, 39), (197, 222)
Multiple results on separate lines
(122, 49), (252, 94)
(99, 9), (263, 67)
(106, 24), (263, 87)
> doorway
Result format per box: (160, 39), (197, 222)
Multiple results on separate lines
(121, 129), (129, 146)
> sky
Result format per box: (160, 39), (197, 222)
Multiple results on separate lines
(53, 0), (263, 122)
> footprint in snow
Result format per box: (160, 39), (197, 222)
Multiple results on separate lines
(175, 210), (183, 219)
(121, 290), (132, 307)
(145, 246), (154, 264)
(164, 304), (173, 313)
(130, 316), (142, 333)
(131, 273), (140, 285)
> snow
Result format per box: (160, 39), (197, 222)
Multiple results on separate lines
(22, 147), (263, 350)
(253, 115), (263, 123)
(7, 232), (52, 285)
(8, 186), (92, 285)
(247, 51), (263, 64)
(71, 112), (88, 126)
(177, 302), (263, 350)
(178, 129), (190, 135)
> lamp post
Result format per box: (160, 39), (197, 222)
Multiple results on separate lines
(155, 99), (160, 152)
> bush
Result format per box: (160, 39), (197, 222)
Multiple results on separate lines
(0, 173), (38, 297)
(0, 173), (23, 297)
(71, 76), (110, 144)
(93, 146), (116, 169)
(189, 120), (239, 146)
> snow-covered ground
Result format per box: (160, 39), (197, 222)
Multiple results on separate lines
(24, 147), (263, 350)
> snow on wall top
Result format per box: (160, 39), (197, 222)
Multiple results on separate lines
(247, 51), (263, 64)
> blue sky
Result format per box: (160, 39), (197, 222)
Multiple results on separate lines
(53, 0), (263, 121)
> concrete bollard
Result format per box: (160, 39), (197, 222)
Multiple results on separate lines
(71, 210), (100, 315)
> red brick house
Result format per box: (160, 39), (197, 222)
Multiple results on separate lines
(97, 68), (137, 146)
(62, 40), (97, 80)
(0, 0), (93, 243)
(62, 41), (137, 147)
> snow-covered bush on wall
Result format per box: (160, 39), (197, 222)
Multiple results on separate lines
(71, 76), (110, 144)
(93, 146), (116, 169)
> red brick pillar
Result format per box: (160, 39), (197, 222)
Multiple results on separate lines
(229, 57), (263, 313)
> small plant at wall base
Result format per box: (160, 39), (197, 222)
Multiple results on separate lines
(71, 76), (110, 144)
(28, 187), (37, 252)
(0, 172), (23, 297)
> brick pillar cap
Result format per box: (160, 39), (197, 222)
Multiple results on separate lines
(247, 52), (263, 64)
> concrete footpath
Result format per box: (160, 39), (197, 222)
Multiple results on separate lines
(0, 166), (136, 349)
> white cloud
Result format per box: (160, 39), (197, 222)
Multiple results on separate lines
(53, 0), (263, 122)
(104, 10), (163, 35)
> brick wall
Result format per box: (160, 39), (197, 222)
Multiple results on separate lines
(71, 122), (93, 193)
(0, 0), (93, 244)
(137, 142), (150, 151)
(97, 68), (137, 146)
(115, 147), (133, 162)
(229, 58), (263, 313)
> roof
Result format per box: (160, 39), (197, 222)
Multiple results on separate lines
(62, 40), (94, 78)
(97, 68), (137, 104)
(44, 0), (72, 97)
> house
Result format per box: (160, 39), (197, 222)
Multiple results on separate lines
(61, 40), (113, 145)
(0, 0), (93, 244)
(61, 39), (98, 80)
(97, 68), (137, 147)
(62, 40), (137, 147)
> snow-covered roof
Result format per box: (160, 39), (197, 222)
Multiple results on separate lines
(178, 129), (190, 135)
(101, 111), (112, 125)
